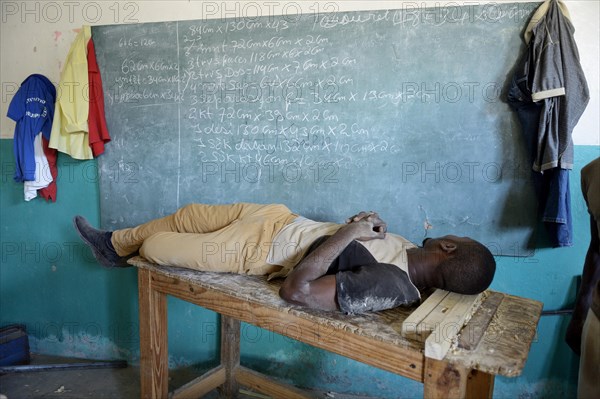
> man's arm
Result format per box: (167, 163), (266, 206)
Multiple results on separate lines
(279, 213), (386, 311)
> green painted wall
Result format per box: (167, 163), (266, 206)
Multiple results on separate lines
(1, 139), (598, 398)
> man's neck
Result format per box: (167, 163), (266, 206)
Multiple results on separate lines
(406, 247), (437, 290)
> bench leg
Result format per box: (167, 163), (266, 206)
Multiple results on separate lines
(139, 269), (169, 399)
(219, 315), (241, 397)
(466, 369), (495, 399)
(424, 358), (494, 399)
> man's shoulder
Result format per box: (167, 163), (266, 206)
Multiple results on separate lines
(355, 234), (415, 273)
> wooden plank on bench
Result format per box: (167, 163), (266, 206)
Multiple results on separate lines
(458, 292), (504, 351)
(402, 289), (450, 341)
(445, 294), (543, 377)
(401, 289), (484, 360)
(424, 293), (484, 360)
(402, 290), (483, 345)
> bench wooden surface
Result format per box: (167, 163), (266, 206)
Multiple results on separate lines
(130, 256), (543, 398)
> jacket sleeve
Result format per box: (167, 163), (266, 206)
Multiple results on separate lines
(7, 83), (26, 122)
(529, 3), (566, 102)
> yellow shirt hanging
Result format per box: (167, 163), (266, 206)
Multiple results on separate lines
(49, 25), (93, 160)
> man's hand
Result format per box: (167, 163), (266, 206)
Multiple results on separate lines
(342, 212), (387, 241)
(345, 211), (377, 224)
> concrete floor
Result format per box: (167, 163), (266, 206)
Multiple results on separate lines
(0, 355), (142, 399)
(0, 355), (373, 399)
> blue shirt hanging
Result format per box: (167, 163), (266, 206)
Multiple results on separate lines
(7, 74), (56, 182)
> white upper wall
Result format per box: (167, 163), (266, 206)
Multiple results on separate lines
(1, 0), (598, 144)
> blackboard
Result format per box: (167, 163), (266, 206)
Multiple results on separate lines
(93, 3), (539, 256)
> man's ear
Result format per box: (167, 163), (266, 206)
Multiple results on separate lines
(440, 240), (457, 254)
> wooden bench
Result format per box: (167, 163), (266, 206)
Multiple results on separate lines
(131, 257), (543, 399)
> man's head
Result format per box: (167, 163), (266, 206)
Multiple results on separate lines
(422, 235), (496, 294)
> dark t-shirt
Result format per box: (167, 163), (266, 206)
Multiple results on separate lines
(305, 236), (421, 314)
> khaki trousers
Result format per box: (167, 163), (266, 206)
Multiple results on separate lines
(111, 203), (297, 275)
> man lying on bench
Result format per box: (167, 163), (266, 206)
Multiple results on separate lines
(74, 202), (496, 314)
